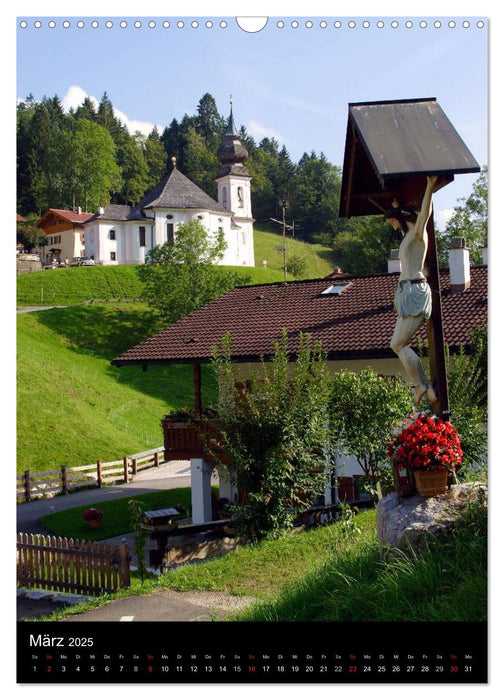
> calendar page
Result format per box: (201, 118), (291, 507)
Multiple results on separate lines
(15, 7), (489, 686)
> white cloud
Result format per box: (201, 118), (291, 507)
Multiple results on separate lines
(248, 119), (283, 142)
(435, 208), (455, 232)
(61, 85), (161, 137)
(61, 85), (99, 113)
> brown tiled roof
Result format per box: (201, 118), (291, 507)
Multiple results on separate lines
(112, 267), (487, 367)
(43, 208), (94, 224)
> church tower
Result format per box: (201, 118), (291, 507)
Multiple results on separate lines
(216, 99), (255, 266)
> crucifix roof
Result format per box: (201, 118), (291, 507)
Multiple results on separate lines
(339, 98), (480, 218)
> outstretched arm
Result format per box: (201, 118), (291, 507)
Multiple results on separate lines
(415, 175), (438, 236)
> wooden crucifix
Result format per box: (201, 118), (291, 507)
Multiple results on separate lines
(339, 98), (480, 417)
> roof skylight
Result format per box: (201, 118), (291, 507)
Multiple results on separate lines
(320, 283), (351, 296)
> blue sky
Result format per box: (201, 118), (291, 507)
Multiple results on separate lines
(16, 12), (488, 229)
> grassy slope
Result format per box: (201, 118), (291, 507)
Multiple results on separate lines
(253, 225), (336, 279)
(17, 303), (217, 472)
(16, 228), (334, 307)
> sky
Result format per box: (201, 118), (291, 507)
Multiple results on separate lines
(14, 6), (489, 231)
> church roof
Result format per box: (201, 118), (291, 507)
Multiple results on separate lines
(135, 167), (227, 213)
(85, 204), (141, 223)
(112, 267), (487, 367)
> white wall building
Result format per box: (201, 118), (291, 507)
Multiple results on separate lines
(84, 106), (255, 267)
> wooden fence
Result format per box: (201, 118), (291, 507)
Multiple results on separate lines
(17, 533), (131, 596)
(17, 447), (165, 503)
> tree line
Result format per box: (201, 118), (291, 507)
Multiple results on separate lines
(16, 90), (487, 274)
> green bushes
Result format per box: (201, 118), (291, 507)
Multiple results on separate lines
(212, 330), (331, 541)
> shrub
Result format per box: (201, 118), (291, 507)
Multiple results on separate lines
(329, 369), (414, 499)
(212, 330), (331, 541)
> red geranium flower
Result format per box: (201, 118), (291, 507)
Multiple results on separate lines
(388, 413), (463, 472)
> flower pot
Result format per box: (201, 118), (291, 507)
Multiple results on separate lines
(414, 469), (449, 497)
(87, 519), (102, 529)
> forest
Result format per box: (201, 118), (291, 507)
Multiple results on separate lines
(16, 90), (487, 274)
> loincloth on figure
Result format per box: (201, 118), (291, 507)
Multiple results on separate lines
(394, 279), (432, 319)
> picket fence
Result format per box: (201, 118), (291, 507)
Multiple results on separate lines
(17, 533), (131, 595)
(17, 447), (165, 502)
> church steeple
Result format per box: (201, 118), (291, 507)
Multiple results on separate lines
(224, 95), (240, 137)
(217, 97), (250, 178)
(215, 98), (254, 266)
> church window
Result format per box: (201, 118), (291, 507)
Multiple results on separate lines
(139, 226), (146, 247)
(110, 251), (116, 261)
(237, 186), (244, 208)
(167, 223), (174, 244)
(222, 186), (227, 207)
(109, 229), (116, 240)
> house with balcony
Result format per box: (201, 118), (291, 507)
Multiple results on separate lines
(112, 239), (487, 523)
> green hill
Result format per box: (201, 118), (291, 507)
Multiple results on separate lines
(17, 228), (335, 308)
(17, 302), (217, 472)
(253, 225), (336, 279)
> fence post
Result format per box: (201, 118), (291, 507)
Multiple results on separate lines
(131, 458), (137, 477)
(24, 470), (31, 503)
(118, 543), (131, 588)
(123, 457), (129, 483)
(154, 451), (160, 468)
(61, 465), (68, 495)
(97, 460), (103, 487)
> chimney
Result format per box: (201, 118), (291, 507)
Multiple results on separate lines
(449, 237), (470, 291)
(77, 206), (82, 215)
(388, 249), (402, 274)
(98, 206), (105, 215)
(481, 237), (488, 266)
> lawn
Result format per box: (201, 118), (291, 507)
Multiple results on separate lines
(40, 501), (487, 623)
(38, 487), (219, 540)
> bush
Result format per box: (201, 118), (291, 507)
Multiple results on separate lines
(330, 369), (414, 499)
(212, 330), (331, 541)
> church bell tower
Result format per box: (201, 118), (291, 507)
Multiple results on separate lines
(216, 99), (254, 265)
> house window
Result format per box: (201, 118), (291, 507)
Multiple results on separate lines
(139, 226), (146, 247)
(110, 251), (116, 261)
(109, 230), (116, 240)
(167, 223), (174, 244)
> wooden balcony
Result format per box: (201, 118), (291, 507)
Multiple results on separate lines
(160, 417), (228, 463)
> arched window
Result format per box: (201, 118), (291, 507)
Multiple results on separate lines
(237, 186), (244, 208)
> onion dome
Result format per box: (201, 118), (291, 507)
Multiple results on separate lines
(217, 99), (250, 178)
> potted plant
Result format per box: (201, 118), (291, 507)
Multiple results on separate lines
(388, 413), (463, 497)
(82, 507), (104, 528)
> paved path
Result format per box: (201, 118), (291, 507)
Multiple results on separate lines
(17, 460), (193, 535)
(58, 590), (255, 622)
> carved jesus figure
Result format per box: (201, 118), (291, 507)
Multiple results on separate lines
(385, 175), (438, 405)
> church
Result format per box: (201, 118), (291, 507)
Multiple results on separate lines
(83, 105), (255, 267)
